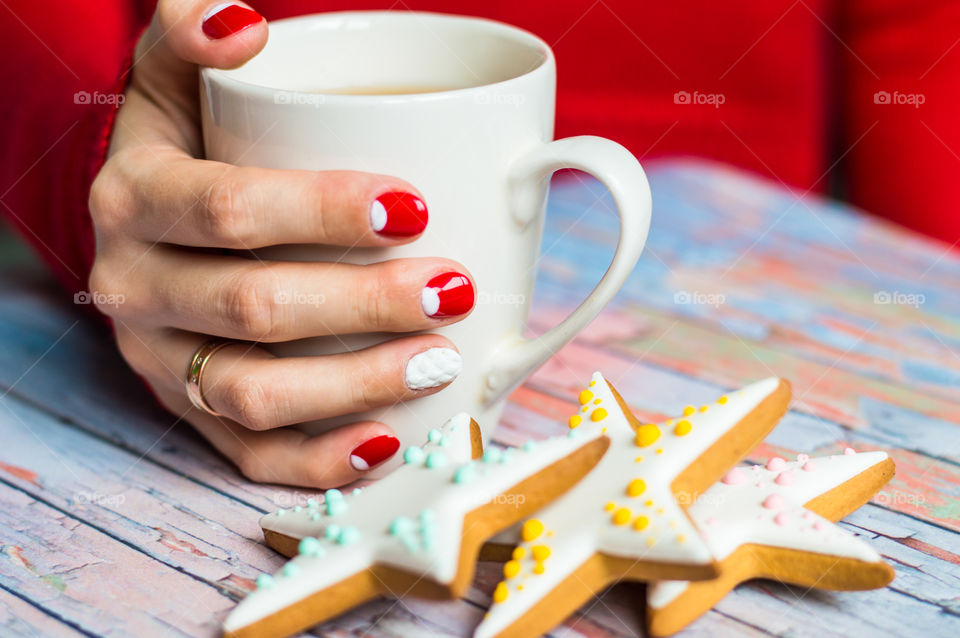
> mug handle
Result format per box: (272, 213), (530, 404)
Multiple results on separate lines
(481, 135), (652, 405)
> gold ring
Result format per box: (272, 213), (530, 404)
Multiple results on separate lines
(185, 338), (233, 416)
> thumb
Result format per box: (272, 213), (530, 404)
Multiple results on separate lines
(138, 0), (268, 73)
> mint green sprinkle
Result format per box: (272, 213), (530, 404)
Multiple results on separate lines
(425, 450), (448, 469)
(523, 440), (537, 452)
(453, 463), (477, 484)
(325, 524), (341, 539)
(404, 446), (425, 464)
(427, 429), (442, 443)
(282, 562), (300, 578)
(482, 448), (502, 464)
(337, 526), (360, 545)
(256, 574), (275, 589)
(298, 536), (323, 558)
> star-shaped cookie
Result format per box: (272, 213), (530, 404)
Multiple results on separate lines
(646, 450), (895, 635)
(474, 372), (791, 638)
(222, 413), (611, 638)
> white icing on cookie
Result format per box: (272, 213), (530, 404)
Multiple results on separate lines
(475, 373), (784, 638)
(647, 450), (889, 610)
(224, 414), (606, 634)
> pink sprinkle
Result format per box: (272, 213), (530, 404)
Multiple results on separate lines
(797, 453), (809, 463)
(705, 517), (718, 526)
(802, 460), (818, 472)
(775, 471), (795, 486)
(722, 468), (747, 485)
(844, 447), (857, 455)
(762, 494), (785, 510)
(802, 511), (813, 520)
(814, 520), (825, 530)
(755, 482), (763, 487)
(774, 512), (790, 526)
(766, 457), (786, 471)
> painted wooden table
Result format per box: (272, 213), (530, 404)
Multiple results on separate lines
(1, 160), (958, 637)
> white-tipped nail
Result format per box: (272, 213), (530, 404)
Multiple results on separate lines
(369, 199), (387, 232)
(405, 348), (462, 390)
(421, 287), (440, 316)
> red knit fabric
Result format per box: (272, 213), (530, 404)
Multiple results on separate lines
(0, 0), (956, 301)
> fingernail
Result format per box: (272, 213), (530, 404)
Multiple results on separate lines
(202, 3), (263, 39)
(349, 435), (400, 471)
(405, 347), (462, 390)
(421, 272), (475, 317)
(370, 192), (428, 237)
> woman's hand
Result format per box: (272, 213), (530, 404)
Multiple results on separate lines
(87, 1), (474, 487)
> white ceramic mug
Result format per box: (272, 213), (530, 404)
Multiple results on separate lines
(200, 11), (651, 474)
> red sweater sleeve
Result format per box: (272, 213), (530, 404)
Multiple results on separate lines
(0, 1), (150, 296)
(840, 0), (960, 245)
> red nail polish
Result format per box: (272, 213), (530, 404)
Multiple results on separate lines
(202, 4), (263, 39)
(421, 272), (475, 317)
(349, 435), (400, 471)
(370, 192), (428, 237)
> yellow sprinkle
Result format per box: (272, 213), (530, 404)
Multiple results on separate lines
(669, 520), (678, 529)
(568, 414), (582, 429)
(633, 515), (649, 531)
(646, 537), (657, 547)
(590, 408), (608, 422)
(627, 478), (646, 497)
(674, 420), (692, 436)
(589, 380), (596, 387)
(718, 396), (729, 405)
(645, 499), (654, 507)
(656, 448), (664, 454)
(657, 508), (665, 515)
(581, 405), (589, 412)
(521, 519), (544, 542)
(517, 584), (524, 591)
(699, 405), (708, 412)
(601, 427), (607, 433)
(578, 390), (593, 405)
(613, 507), (632, 526)
(493, 581), (509, 603)
(531, 545), (551, 561)
(635, 455), (644, 463)
(666, 419), (674, 425)
(533, 562), (545, 575)
(593, 398), (602, 405)
(547, 531), (554, 538)
(635, 424), (661, 447)
(682, 406), (696, 416)
(676, 534), (686, 543)
(512, 546), (526, 560)
(503, 560), (521, 579)
(604, 501), (616, 512)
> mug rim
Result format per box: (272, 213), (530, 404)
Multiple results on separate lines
(201, 10), (555, 102)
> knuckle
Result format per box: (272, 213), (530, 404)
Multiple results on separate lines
(220, 374), (275, 432)
(200, 169), (254, 247)
(235, 447), (270, 483)
(88, 159), (130, 231)
(220, 268), (282, 339)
